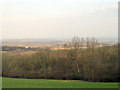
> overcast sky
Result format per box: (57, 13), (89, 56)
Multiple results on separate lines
(0, 0), (119, 39)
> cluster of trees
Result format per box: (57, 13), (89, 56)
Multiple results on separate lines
(2, 37), (119, 82)
(2, 46), (39, 51)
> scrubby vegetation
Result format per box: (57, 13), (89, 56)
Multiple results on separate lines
(2, 37), (119, 82)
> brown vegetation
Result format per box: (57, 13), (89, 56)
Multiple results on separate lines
(2, 37), (119, 82)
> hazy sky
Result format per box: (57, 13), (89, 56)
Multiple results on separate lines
(0, 0), (119, 39)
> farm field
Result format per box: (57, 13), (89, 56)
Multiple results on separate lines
(2, 77), (118, 88)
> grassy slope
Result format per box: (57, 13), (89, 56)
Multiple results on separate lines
(2, 77), (118, 88)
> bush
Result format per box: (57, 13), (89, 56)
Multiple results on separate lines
(2, 37), (118, 82)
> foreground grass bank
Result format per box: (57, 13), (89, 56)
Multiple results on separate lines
(2, 77), (118, 88)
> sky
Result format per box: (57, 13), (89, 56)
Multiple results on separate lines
(0, 0), (119, 39)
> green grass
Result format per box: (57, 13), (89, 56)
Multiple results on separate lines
(2, 77), (118, 88)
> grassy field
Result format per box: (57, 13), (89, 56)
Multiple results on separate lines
(2, 77), (118, 88)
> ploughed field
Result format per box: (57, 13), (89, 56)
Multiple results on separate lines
(2, 77), (118, 88)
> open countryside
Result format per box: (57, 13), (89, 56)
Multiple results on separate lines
(2, 37), (119, 88)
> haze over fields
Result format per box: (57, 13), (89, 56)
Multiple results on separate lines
(0, 1), (119, 88)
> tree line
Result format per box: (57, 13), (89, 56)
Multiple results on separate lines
(2, 37), (119, 82)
